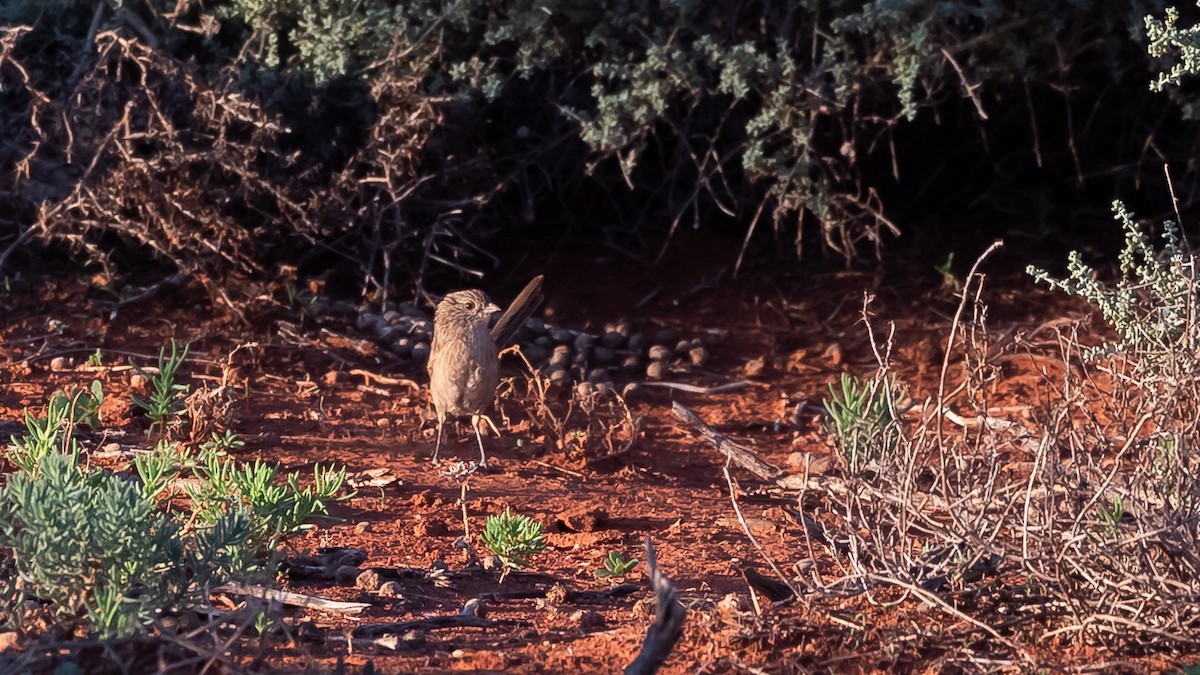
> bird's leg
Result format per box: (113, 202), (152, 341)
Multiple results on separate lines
(471, 414), (488, 467)
(480, 414), (501, 437)
(432, 417), (445, 465)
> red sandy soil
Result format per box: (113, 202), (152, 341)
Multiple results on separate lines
(0, 253), (1195, 673)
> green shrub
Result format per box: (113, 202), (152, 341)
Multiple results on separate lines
(0, 451), (253, 638)
(132, 340), (190, 434)
(825, 373), (902, 472)
(1028, 201), (1197, 387)
(594, 551), (638, 581)
(0, 390), (349, 639)
(481, 508), (545, 580)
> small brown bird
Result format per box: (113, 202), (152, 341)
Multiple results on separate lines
(427, 276), (544, 465)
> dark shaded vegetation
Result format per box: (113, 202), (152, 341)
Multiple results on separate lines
(0, 0), (1197, 308)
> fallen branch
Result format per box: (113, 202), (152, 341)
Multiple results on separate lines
(673, 402), (846, 495)
(671, 402), (780, 481)
(214, 582), (371, 615)
(641, 380), (761, 395)
(352, 615), (500, 638)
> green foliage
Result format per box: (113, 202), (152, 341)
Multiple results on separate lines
(200, 429), (245, 454)
(826, 373), (902, 472)
(481, 508), (545, 578)
(207, 0), (1161, 264)
(0, 388), (349, 639)
(1096, 495), (1126, 540)
(0, 451), (253, 638)
(7, 389), (82, 475)
(220, 0), (406, 83)
(132, 340), (190, 433)
(594, 551), (638, 580)
(1028, 201), (1197, 384)
(1147, 6), (1200, 92)
(49, 380), (104, 430)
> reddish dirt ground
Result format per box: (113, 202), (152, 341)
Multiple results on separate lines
(1, 253), (1197, 673)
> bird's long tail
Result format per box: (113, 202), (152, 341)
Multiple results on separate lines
(490, 274), (545, 347)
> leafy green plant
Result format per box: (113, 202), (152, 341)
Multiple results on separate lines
(0, 451), (253, 639)
(132, 340), (190, 433)
(1028, 201), (1197, 388)
(200, 429), (245, 454)
(7, 391), (79, 475)
(825, 373), (902, 472)
(594, 551), (638, 580)
(1, 388), (351, 640)
(481, 508), (545, 581)
(49, 380), (104, 430)
(185, 452), (349, 550)
(1097, 495), (1126, 540)
(87, 349), (103, 367)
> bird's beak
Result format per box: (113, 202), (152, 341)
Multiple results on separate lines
(486, 302), (501, 317)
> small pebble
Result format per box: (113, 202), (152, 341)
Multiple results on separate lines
(572, 609), (606, 632)
(688, 346), (709, 367)
(535, 336), (553, 348)
(621, 355), (641, 372)
(613, 319), (632, 337)
(548, 367), (569, 387)
(378, 581), (405, 598)
(393, 337), (413, 357)
(525, 318), (546, 334)
(356, 312), (382, 333)
(601, 332), (625, 349)
(49, 357), (67, 371)
(377, 325), (403, 342)
(522, 344), (547, 363)
(574, 333), (596, 353)
(586, 368), (610, 383)
(382, 309), (403, 323)
(654, 328), (677, 344)
(592, 346), (615, 364)
(549, 328), (573, 344)
(411, 342), (430, 362)
(646, 362), (666, 380)
(674, 339), (692, 355)
(648, 345), (672, 361)
(549, 345), (572, 368)
(627, 333), (646, 352)
(334, 565), (362, 585)
(575, 381), (595, 399)
(399, 302), (425, 318)
(355, 569), (383, 592)
(595, 381), (612, 396)
(355, 521), (371, 533)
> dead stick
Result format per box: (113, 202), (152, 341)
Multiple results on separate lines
(624, 537), (686, 675)
(671, 402), (780, 480)
(214, 582), (370, 615)
(353, 615), (499, 637)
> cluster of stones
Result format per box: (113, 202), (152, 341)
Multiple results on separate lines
(355, 303), (711, 387)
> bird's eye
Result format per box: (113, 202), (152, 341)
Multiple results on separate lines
(465, 300), (476, 310)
